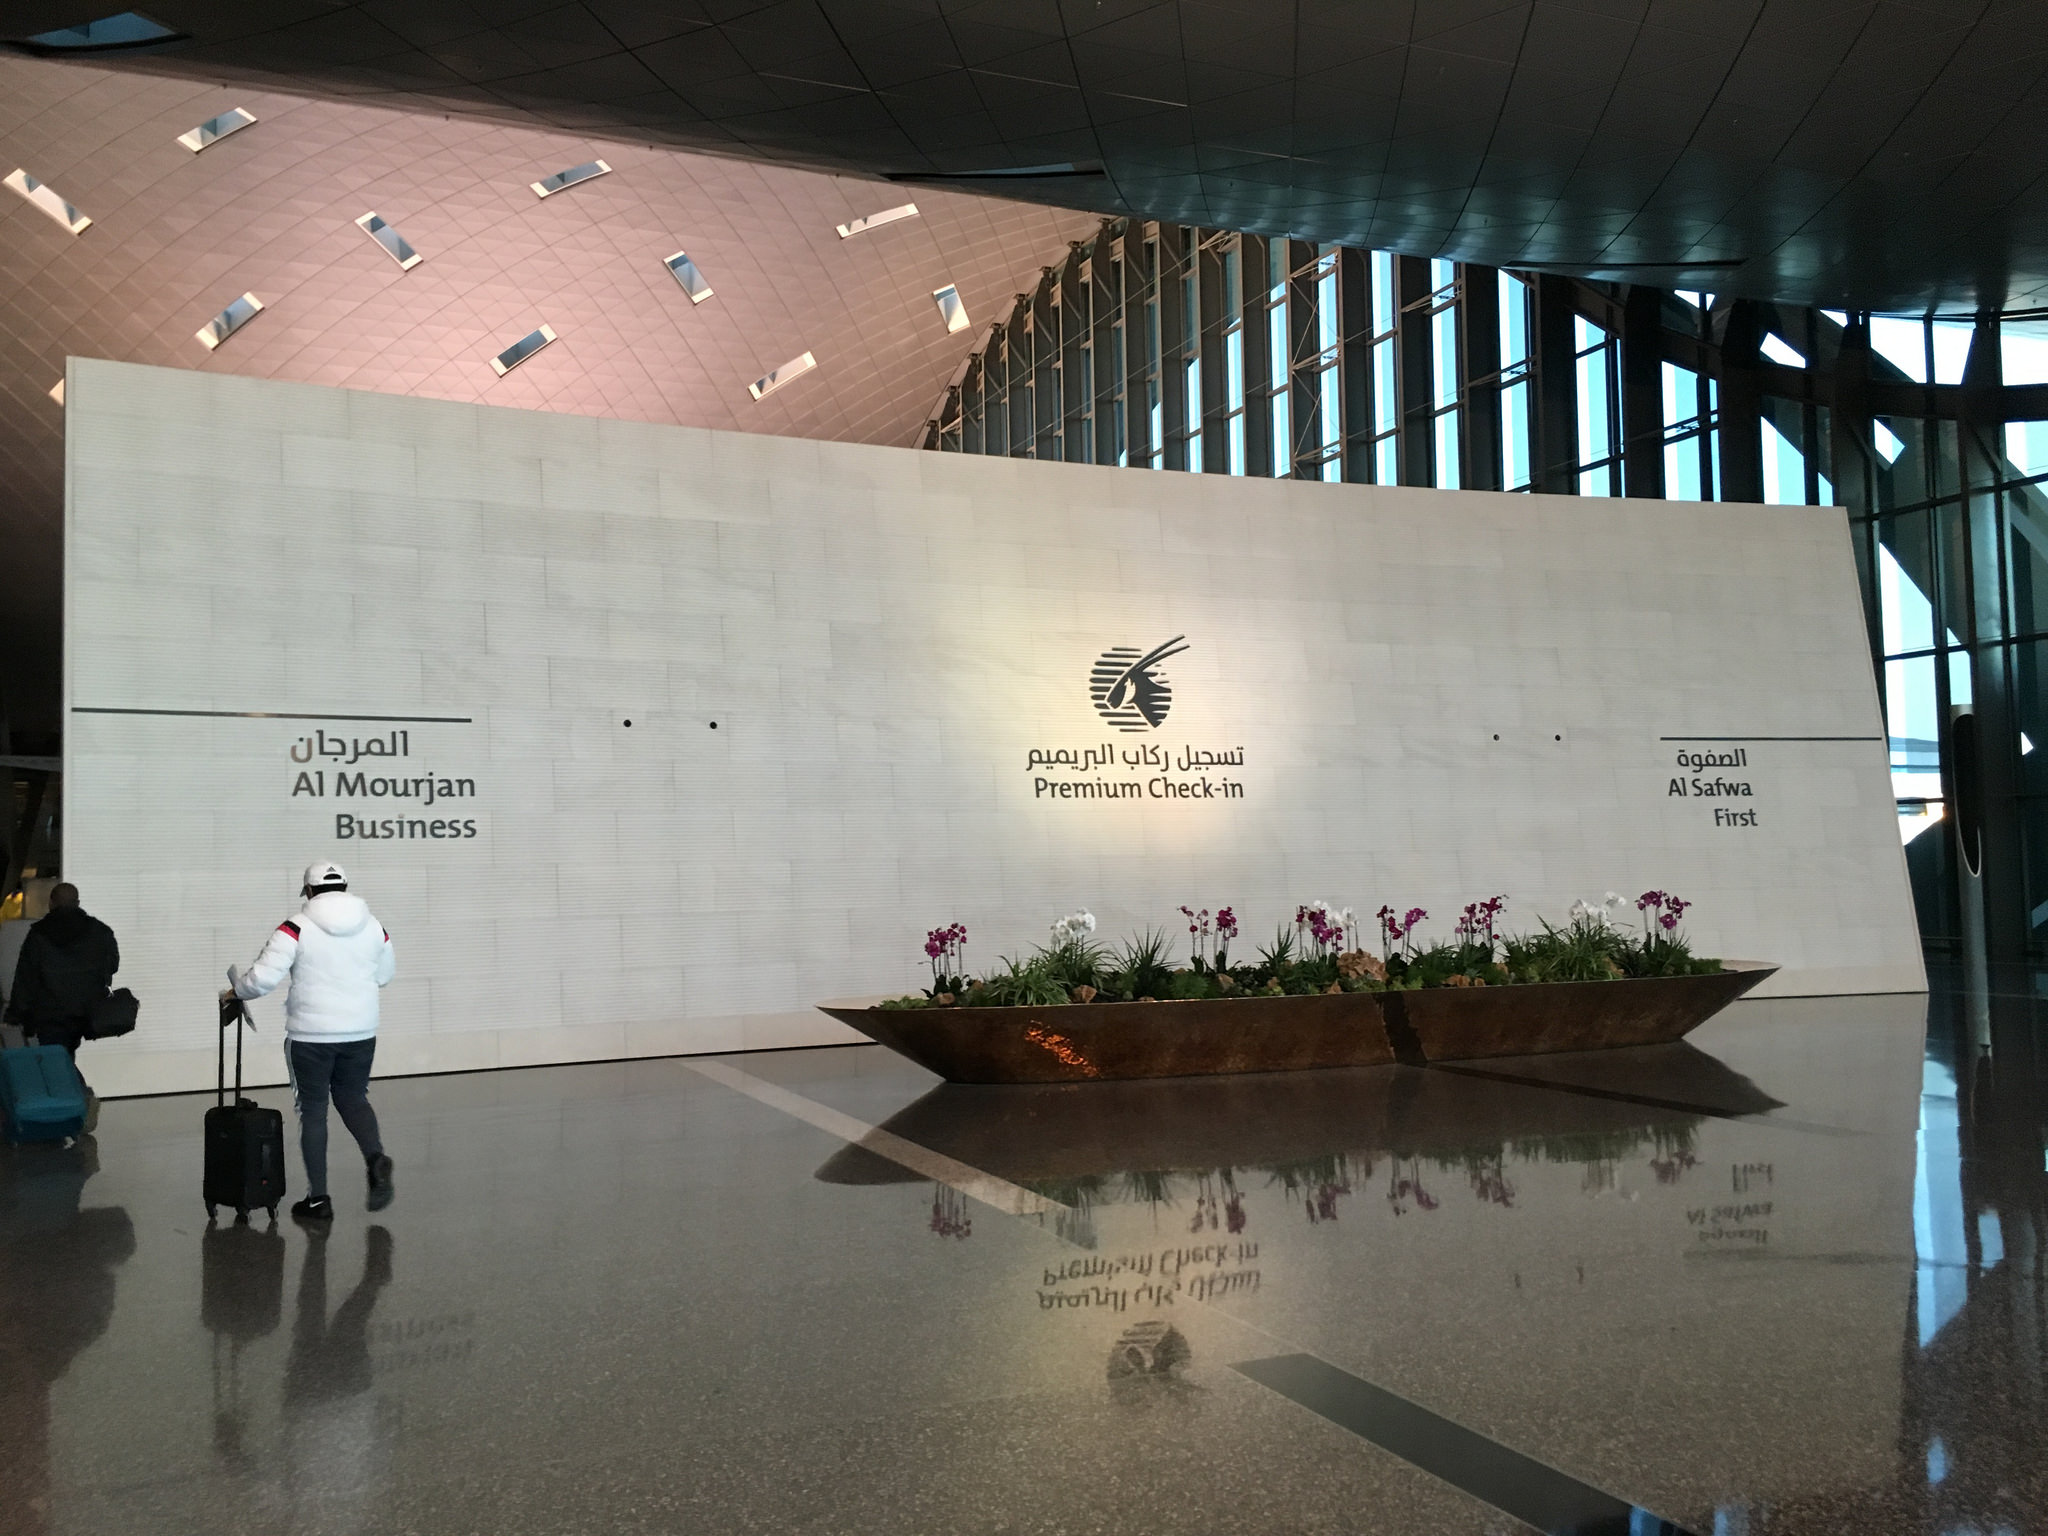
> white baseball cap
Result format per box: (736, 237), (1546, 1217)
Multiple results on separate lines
(302, 861), (347, 891)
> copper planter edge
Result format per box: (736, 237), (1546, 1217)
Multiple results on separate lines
(816, 962), (1776, 1083)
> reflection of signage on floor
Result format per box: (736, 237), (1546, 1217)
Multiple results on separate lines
(1665, 743), (1759, 827)
(1037, 1243), (1260, 1311)
(1688, 1200), (1774, 1245)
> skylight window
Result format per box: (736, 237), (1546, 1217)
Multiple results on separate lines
(196, 292), (263, 350)
(491, 325), (556, 376)
(4, 169), (91, 234)
(1869, 317), (1928, 381)
(836, 203), (917, 239)
(1759, 332), (1806, 368)
(355, 212), (420, 269)
(663, 250), (713, 303)
(1874, 420), (1908, 464)
(748, 351), (816, 400)
(530, 161), (609, 198)
(178, 107), (257, 152)
(22, 12), (179, 49)
(932, 284), (969, 333)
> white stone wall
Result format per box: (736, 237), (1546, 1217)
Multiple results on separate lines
(64, 358), (1923, 1096)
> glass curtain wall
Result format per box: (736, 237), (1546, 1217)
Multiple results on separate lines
(922, 217), (2048, 968)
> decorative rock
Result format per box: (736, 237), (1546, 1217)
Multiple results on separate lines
(1337, 949), (1385, 982)
(1071, 984), (1098, 1004)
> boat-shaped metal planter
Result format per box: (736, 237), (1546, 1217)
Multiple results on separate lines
(816, 991), (1395, 1084)
(817, 960), (1775, 1083)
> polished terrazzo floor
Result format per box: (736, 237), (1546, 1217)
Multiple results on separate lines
(2, 984), (2042, 1536)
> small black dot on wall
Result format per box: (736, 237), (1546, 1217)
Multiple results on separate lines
(1554, 733), (1563, 741)
(622, 719), (632, 728)
(1492, 733), (1500, 741)
(709, 721), (719, 730)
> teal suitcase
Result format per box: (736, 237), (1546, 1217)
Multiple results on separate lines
(0, 1043), (89, 1142)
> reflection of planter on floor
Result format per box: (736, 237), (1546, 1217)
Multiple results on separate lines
(816, 961), (1774, 1083)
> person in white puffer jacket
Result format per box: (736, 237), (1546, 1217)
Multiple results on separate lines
(227, 861), (396, 1223)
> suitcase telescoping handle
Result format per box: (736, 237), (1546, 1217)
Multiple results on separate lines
(217, 990), (250, 1107)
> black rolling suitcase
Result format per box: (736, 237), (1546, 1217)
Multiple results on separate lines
(205, 992), (286, 1224)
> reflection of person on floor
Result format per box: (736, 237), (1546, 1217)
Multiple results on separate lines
(0, 1140), (134, 1536)
(281, 1226), (394, 1534)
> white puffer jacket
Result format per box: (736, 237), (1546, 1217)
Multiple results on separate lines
(230, 892), (396, 1043)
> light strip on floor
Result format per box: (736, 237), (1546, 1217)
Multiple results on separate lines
(748, 350), (815, 400)
(836, 202), (917, 238)
(1234, 1355), (1702, 1536)
(491, 324), (556, 376)
(4, 168), (91, 234)
(682, 1059), (1061, 1218)
(195, 292), (263, 350)
(177, 106), (257, 152)
(530, 159), (610, 198)
(356, 211), (421, 269)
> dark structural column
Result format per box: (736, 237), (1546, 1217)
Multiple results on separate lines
(1716, 300), (1765, 502)
(984, 318), (1010, 457)
(960, 353), (985, 455)
(1529, 274), (1578, 493)
(1395, 255), (1435, 487)
(1830, 316), (1881, 654)
(1198, 231), (1232, 474)
(1118, 222), (1151, 468)
(1239, 234), (1273, 476)
(1620, 285), (1666, 498)
(1157, 223), (1191, 471)
(1090, 222), (1122, 466)
(1058, 246), (1088, 463)
(1958, 316), (2027, 966)
(1030, 270), (1058, 459)
(1287, 239), (1319, 478)
(1337, 248), (1373, 483)
(1460, 264), (1503, 492)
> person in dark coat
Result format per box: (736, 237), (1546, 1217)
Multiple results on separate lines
(6, 882), (119, 1124)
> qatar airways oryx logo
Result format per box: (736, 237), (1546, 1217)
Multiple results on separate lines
(1089, 636), (1188, 732)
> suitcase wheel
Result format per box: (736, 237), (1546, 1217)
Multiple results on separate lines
(267, 1206), (279, 1223)
(205, 1203), (217, 1224)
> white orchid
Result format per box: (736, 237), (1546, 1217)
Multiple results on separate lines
(1050, 909), (1097, 944)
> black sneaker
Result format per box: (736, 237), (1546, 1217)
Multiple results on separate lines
(291, 1195), (334, 1224)
(366, 1154), (395, 1212)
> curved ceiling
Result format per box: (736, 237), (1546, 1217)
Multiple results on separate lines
(0, 53), (1097, 740)
(12, 0), (2048, 312)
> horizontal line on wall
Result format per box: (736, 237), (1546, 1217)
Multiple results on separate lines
(1654, 741), (1875, 749)
(72, 707), (472, 723)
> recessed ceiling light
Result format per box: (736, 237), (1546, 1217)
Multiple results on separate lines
(492, 324), (557, 376)
(196, 292), (264, 350)
(663, 250), (713, 303)
(932, 284), (970, 333)
(356, 211), (421, 269)
(4, 169), (91, 234)
(749, 351), (816, 400)
(836, 203), (917, 239)
(531, 160), (610, 198)
(177, 107), (257, 152)
(21, 11), (181, 50)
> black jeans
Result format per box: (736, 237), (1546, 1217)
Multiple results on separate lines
(285, 1038), (383, 1200)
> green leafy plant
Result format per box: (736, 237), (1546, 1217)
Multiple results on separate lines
(1105, 927), (1175, 1001)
